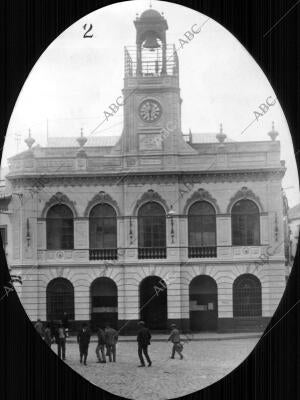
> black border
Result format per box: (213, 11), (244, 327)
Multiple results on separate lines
(0, 1), (299, 399)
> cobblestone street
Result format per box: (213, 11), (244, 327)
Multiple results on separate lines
(53, 338), (258, 399)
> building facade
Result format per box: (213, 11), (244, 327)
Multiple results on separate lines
(3, 9), (287, 333)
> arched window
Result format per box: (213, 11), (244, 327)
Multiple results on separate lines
(188, 201), (216, 257)
(138, 202), (166, 259)
(89, 204), (117, 260)
(233, 274), (262, 317)
(231, 200), (260, 246)
(46, 204), (74, 250)
(46, 278), (74, 321)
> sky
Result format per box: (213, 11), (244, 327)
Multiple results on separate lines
(1, 0), (299, 206)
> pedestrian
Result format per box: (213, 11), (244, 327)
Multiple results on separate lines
(137, 321), (152, 367)
(62, 312), (69, 337)
(56, 321), (66, 360)
(168, 323), (183, 360)
(77, 323), (91, 365)
(44, 323), (53, 347)
(96, 326), (106, 363)
(104, 323), (118, 362)
(34, 319), (44, 338)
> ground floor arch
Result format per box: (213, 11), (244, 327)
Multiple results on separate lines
(233, 274), (262, 317)
(90, 277), (118, 330)
(189, 275), (218, 331)
(46, 277), (74, 322)
(139, 276), (167, 330)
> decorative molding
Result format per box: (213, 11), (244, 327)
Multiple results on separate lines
(84, 191), (120, 217)
(226, 186), (264, 213)
(8, 169), (285, 188)
(41, 192), (78, 218)
(133, 189), (169, 215)
(183, 188), (220, 214)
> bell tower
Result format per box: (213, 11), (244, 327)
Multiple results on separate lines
(117, 8), (195, 157)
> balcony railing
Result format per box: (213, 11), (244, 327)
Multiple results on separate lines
(138, 247), (167, 259)
(188, 246), (217, 258)
(89, 249), (118, 260)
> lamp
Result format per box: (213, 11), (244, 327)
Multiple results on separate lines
(129, 216), (133, 245)
(26, 218), (31, 247)
(167, 206), (176, 244)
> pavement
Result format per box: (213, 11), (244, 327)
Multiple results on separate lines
(66, 331), (262, 343)
(54, 337), (259, 400)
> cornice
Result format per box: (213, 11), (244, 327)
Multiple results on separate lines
(8, 168), (285, 188)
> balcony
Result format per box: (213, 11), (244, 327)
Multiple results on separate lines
(89, 249), (118, 261)
(138, 247), (167, 259)
(188, 246), (217, 258)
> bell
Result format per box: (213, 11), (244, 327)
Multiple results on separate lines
(143, 35), (160, 50)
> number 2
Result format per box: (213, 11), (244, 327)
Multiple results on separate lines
(83, 24), (93, 38)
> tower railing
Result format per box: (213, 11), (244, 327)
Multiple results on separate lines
(124, 44), (179, 77)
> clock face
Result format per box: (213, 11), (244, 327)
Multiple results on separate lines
(139, 99), (162, 122)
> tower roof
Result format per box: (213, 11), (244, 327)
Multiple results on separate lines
(140, 9), (163, 20)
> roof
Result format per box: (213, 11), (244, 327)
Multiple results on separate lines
(288, 203), (300, 221)
(140, 9), (163, 20)
(46, 133), (234, 148)
(187, 133), (235, 143)
(47, 136), (120, 147)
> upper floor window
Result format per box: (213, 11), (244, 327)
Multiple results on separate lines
(46, 205), (74, 250)
(188, 201), (216, 246)
(138, 202), (166, 259)
(188, 201), (217, 258)
(89, 204), (117, 249)
(232, 200), (260, 246)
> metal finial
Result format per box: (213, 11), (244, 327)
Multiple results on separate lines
(216, 123), (226, 144)
(268, 121), (278, 141)
(77, 127), (87, 149)
(24, 128), (35, 149)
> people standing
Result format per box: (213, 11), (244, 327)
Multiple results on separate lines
(104, 323), (118, 362)
(137, 321), (152, 367)
(57, 321), (67, 360)
(77, 323), (91, 365)
(168, 323), (183, 360)
(34, 319), (44, 339)
(96, 326), (106, 363)
(44, 323), (53, 347)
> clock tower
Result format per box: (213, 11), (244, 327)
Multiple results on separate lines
(117, 8), (195, 157)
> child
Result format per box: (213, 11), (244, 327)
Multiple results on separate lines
(168, 323), (183, 360)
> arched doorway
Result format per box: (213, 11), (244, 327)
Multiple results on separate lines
(139, 276), (167, 330)
(90, 277), (118, 330)
(189, 275), (218, 331)
(233, 274), (262, 317)
(46, 278), (74, 321)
